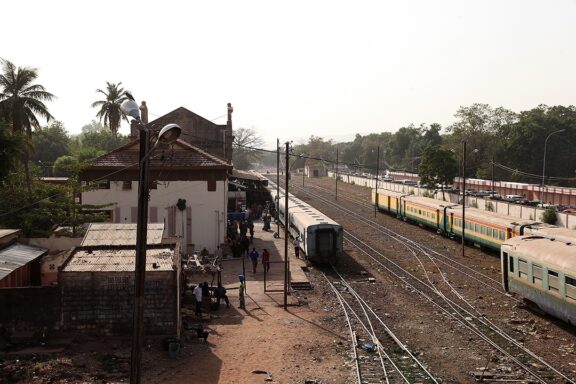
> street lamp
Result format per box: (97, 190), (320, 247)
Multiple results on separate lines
(541, 129), (565, 204)
(121, 98), (181, 384)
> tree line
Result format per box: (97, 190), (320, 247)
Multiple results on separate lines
(257, 103), (576, 189)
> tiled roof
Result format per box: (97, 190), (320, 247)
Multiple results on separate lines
(0, 244), (47, 280)
(86, 139), (231, 170)
(81, 223), (165, 246)
(62, 246), (176, 272)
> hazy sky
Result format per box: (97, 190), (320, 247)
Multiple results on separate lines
(3, 0), (576, 149)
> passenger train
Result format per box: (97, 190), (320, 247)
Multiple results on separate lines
(502, 236), (576, 325)
(268, 183), (343, 263)
(373, 189), (576, 324)
(372, 189), (576, 251)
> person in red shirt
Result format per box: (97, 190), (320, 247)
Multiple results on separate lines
(262, 248), (270, 273)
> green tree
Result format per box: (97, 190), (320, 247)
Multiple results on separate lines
(91, 82), (128, 136)
(32, 121), (71, 163)
(70, 120), (129, 161)
(0, 58), (55, 200)
(0, 121), (24, 181)
(53, 155), (79, 177)
(418, 146), (458, 200)
(232, 127), (264, 170)
(444, 103), (517, 178)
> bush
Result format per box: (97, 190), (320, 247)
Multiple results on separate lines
(485, 202), (494, 212)
(541, 207), (558, 224)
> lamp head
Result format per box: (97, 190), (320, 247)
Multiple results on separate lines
(157, 123), (181, 144)
(120, 99), (141, 120)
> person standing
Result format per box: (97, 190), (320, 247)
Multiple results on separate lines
(293, 237), (301, 258)
(193, 283), (203, 318)
(249, 248), (259, 273)
(238, 275), (246, 309)
(262, 248), (270, 273)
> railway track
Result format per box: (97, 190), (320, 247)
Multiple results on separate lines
(291, 182), (575, 383)
(322, 270), (439, 384)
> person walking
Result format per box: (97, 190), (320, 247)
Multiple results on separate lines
(293, 237), (301, 258)
(249, 248), (259, 273)
(238, 275), (246, 309)
(193, 283), (203, 318)
(262, 248), (270, 273)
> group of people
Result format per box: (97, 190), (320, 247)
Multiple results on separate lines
(248, 247), (271, 273)
(192, 281), (230, 317)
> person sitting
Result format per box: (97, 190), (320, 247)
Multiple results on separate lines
(214, 282), (230, 309)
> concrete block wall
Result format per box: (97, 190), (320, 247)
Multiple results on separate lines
(0, 286), (61, 328)
(60, 271), (176, 335)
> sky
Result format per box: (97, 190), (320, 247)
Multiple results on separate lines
(3, 0), (576, 149)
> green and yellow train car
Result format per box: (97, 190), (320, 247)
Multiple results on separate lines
(502, 236), (576, 325)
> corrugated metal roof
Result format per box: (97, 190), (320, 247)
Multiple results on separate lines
(63, 246), (175, 272)
(0, 244), (47, 280)
(81, 223), (165, 246)
(0, 229), (21, 239)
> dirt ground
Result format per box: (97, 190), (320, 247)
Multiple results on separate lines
(0, 222), (353, 384)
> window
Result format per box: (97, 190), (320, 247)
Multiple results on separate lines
(122, 181), (132, 190)
(566, 275), (576, 300)
(148, 181), (157, 190)
(548, 270), (559, 292)
(98, 180), (110, 189)
(487, 228), (493, 237)
(208, 179), (216, 191)
(475, 224), (479, 233)
(518, 259), (528, 279)
(532, 264), (543, 286)
(509, 255), (514, 273)
(499, 231), (505, 241)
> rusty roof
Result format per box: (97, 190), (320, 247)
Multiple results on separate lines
(62, 245), (176, 272)
(84, 139), (231, 170)
(81, 223), (165, 246)
(0, 244), (47, 280)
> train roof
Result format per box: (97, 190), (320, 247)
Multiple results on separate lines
(449, 206), (539, 228)
(525, 224), (576, 243)
(502, 236), (576, 271)
(402, 195), (458, 209)
(268, 184), (340, 226)
(372, 189), (407, 199)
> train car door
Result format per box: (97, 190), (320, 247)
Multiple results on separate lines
(501, 250), (509, 292)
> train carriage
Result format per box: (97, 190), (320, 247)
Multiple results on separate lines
(269, 183), (343, 263)
(501, 236), (576, 325)
(399, 195), (456, 233)
(372, 190), (406, 214)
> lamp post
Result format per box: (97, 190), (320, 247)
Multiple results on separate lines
(541, 129), (565, 204)
(120, 99), (181, 384)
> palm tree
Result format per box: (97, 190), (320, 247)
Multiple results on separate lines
(0, 58), (55, 200)
(0, 59), (55, 136)
(91, 82), (128, 136)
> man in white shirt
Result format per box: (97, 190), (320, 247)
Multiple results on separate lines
(193, 283), (203, 318)
(293, 237), (301, 258)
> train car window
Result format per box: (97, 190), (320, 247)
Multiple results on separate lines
(499, 231), (505, 241)
(518, 259), (528, 279)
(566, 276), (576, 300)
(548, 270), (559, 292)
(509, 256), (514, 273)
(532, 265), (543, 286)
(475, 224), (479, 233)
(487, 228), (492, 237)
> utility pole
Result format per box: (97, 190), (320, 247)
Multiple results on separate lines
(491, 156), (495, 198)
(284, 141), (290, 311)
(276, 138), (280, 237)
(375, 146), (380, 218)
(462, 141), (466, 258)
(335, 148), (338, 201)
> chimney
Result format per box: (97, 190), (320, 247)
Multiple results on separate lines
(139, 101), (148, 124)
(130, 120), (139, 139)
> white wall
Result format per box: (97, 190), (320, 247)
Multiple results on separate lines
(82, 180), (227, 254)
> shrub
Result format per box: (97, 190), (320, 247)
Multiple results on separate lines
(485, 202), (494, 212)
(541, 207), (558, 224)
